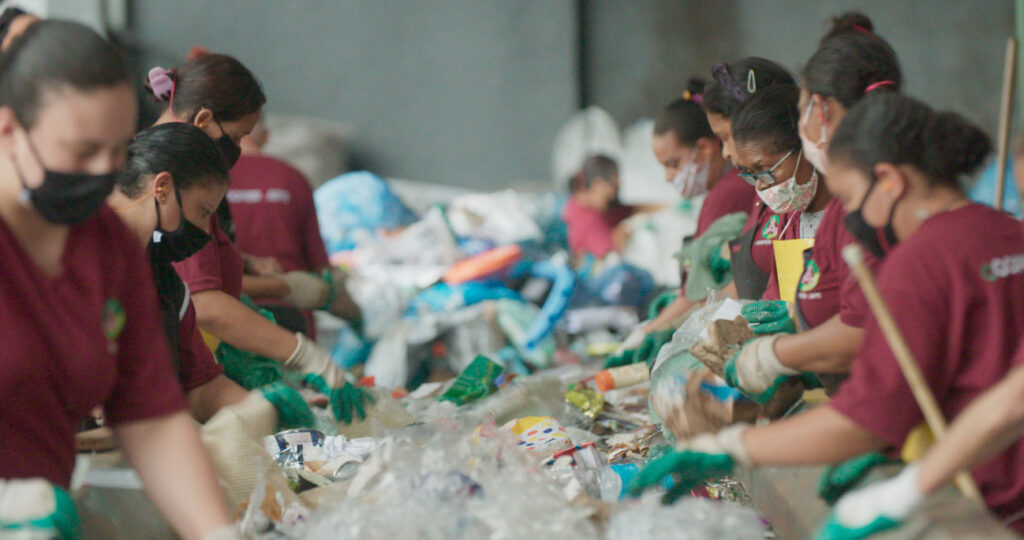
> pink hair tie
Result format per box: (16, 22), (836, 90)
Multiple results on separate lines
(851, 24), (873, 36)
(147, 67), (174, 101)
(864, 80), (897, 93)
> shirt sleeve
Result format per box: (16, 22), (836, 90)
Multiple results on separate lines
(105, 229), (186, 425)
(175, 301), (223, 392)
(172, 215), (224, 294)
(830, 264), (949, 447)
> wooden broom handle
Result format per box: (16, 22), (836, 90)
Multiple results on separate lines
(842, 244), (983, 503)
(995, 38), (1017, 212)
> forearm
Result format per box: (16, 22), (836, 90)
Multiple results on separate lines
(744, 405), (885, 466)
(192, 290), (298, 361)
(647, 294), (697, 332)
(241, 275), (289, 300)
(115, 412), (232, 540)
(718, 280), (738, 300)
(186, 374), (251, 423)
(917, 363), (1024, 494)
(773, 315), (863, 373)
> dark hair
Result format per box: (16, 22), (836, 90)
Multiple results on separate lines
(0, 20), (131, 127)
(819, 11), (874, 43)
(731, 84), (801, 156)
(654, 78), (715, 146)
(703, 57), (795, 118)
(829, 93), (991, 188)
(803, 14), (901, 108)
(118, 123), (229, 198)
(571, 154), (619, 192)
(146, 53), (265, 122)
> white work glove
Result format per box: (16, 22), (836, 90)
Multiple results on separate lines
(729, 334), (798, 395)
(615, 325), (649, 355)
(285, 332), (348, 388)
(820, 464), (924, 538)
(0, 478), (78, 539)
(277, 271), (330, 310)
(680, 423), (753, 467)
(203, 524), (244, 540)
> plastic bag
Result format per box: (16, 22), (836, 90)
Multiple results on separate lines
(606, 494), (766, 540)
(314, 171), (418, 255)
(495, 299), (555, 369)
(446, 190), (543, 245)
(617, 119), (683, 205)
(364, 323), (411, 390)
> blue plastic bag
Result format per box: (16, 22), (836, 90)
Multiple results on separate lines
(968, 158), (1020, 217)
(314, 171), (419, 254)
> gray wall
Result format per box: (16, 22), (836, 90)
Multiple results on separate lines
(130, 0), (577, 189)
(587, 0), (1015, 140)
(129, 1), (1015, 189)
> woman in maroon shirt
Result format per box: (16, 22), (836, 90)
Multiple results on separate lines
(725, 14), (902, 399)
(0, 21), (234, 539)
(147, 53), (367, 422)
(631, 93), (1024, 534)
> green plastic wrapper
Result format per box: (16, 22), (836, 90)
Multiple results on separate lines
(565, 386), (604, 419)
(438, 355), (504, 406)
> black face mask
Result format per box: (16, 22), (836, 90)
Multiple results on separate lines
(843, 181), (899, 259)
(213, 117), (241, 168)
(14, 131), (117, 224)
(149, 184), (213, 263)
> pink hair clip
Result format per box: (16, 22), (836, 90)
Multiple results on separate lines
(864, 80), (897, 93)
(147, 67), (174, 101)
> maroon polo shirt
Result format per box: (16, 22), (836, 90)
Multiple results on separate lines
(831, 203), (1024, 529)
(174, 214), (245, 300)
(0, 207), (185, 487)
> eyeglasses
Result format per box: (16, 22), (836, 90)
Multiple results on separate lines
(738, 148), (796, 186)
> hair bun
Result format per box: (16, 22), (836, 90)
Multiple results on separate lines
(822, 12), (874, 42)
(146, 66), (174, 101)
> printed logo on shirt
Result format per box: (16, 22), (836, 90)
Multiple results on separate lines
(761, 215), (781, 240)
(227, 188), (292, 204)
(799, 259), (821, 292)
(103, 298), (126, 354)
(980, 253), (1024, 282)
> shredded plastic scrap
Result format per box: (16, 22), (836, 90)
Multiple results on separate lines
(299, 419), (598, 539)
(607, 493), (767, 539)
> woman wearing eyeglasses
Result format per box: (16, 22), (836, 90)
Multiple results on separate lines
(717, 15), (903, 404)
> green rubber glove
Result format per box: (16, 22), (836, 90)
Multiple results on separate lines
(813, 464), (923, 540)
(741, 300), (797, 335)
(647, 291), (679, 320)
(603, 348), (638, 369)
(639, 329), (675, 367)
(626, 424), (749, 505)
(818, 452), (891, 506)
(259, 381), (315, 430)
(816, 515), (901, 540)
(706, 246), (732, 283)
(304, 374), (375, 424)
(438, 355), (504, 406)
(0, 480), (80, 540)
(627, 449), (735, 504)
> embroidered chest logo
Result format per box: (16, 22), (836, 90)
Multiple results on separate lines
(761, 215), (781, 240)
(981, 253), (1024, 282)
(799, 259), (821, 292)
(103, 298), (126, 354)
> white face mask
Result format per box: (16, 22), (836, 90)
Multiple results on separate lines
(756, 149), (819, 214)
(799, 99), (829, 174)
(670, 148), (710, 198)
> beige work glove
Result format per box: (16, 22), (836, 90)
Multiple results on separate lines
(277, 271), (330, 310)
(284, 332), (348, 388)
(199, 392), (279, 508)
(203, 525), (244, 540)
(729, 334), (798, 396)
(690, 316), (754, 377)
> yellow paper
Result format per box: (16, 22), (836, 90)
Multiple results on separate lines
(200, 329), (222, 354)
(773, 238), (815, 303)
(901, 423), (936, 462)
